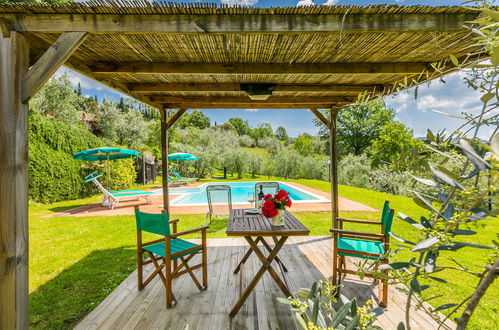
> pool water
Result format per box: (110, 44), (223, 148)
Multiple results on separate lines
(169, 182), (326, 206)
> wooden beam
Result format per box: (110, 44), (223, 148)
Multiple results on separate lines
(309, 108), (331, 129)
(128, 83), (381, 94)
(90, 62), (428, 75)
(160, 103), (345, 109)
(0, 31), (29, 330)
(1, 12), (477, 33)
(150, 96), (354, 104)
(23, 32), (88, 102)
(160, 108), (170, 214)
(166, 108), (187, 129)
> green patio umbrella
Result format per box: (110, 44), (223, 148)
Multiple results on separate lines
(167, 152), (193, 161)
(73, 147), (140, 189)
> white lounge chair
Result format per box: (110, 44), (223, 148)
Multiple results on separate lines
(84, 173), (155, 209)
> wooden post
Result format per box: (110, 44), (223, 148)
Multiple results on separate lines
(329, 108), (339, 225)
(329, 108), (340, 287)
(0, 31), (30, 330)
(160, 107), (170, 214)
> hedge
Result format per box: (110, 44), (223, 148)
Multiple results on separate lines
(28, 112), (136, 203)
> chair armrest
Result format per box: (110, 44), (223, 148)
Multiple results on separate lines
(169, 218), (180, 224)
(336, 217), (382, 225)
(170, 225), (209, 238)
(141, 238), (164, 247)
(330, 228), (385, 239)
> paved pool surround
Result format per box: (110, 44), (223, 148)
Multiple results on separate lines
(47, 182), (376, 218)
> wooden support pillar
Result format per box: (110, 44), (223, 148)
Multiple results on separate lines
(329, 107), (339, 287)
(329, 108), (339, 225)
(0, 31), (30, 330)
(160, 107), (170, 214)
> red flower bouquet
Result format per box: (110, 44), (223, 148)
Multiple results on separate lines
(261, 190), (292, 219)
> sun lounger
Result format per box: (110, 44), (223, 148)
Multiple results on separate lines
(84, 173), (155, 209)
(170, 169), (198, 182)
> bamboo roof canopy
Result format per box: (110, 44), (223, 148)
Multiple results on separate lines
(0, 1), (485, 109)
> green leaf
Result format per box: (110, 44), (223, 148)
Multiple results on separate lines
(277, 297), (292, 304)
(309, 281), (319, 299)
(410, 277), (422, 293)
(411, 236), (440, 252)
(330, 303), (351, 328)
(345, 315), (360, 330)
(350, 298), (357, 316)
(458, 139), (491, 172)
(490, 132), (499, 155)
(430, 165), (464, 190)
(398, 212), (424, 229)
(443, 203), (455, 221)
(411, 175), (440, 188)
(390, 232), (416, 245)
(295, 312), (308, 330)
(413, 192), (441, 216)
(397, 321), (406, 330)
(449, 54), (459, 67)
(426, 129), (435, 142)
(434, 303), (458, 312)
(480, 93), (495, 103)
(312, 298), (319, 324)
(420, 216), (433, 229)
(451, 229), (477, 235)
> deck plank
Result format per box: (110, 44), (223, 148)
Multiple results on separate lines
(76, 237), (455, 330)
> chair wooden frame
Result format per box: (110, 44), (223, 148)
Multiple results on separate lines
(135, 206), (208, 308)
(205, 184), (232, 224)
(330, 201), (393, 307)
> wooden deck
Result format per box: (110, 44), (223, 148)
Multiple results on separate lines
(76, 237), (454, 330)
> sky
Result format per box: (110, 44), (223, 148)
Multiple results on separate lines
(61, 0), (496, 138)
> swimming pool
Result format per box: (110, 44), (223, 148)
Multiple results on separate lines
(168, 182), (328, 206)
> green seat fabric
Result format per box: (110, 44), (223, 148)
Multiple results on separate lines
(338, 237), (385, 260)
(143, 238), (201, 260)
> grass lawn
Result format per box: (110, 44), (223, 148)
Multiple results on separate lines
(28, 177), (498, 329)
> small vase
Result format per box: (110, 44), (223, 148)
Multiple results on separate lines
(271, 209), (285, 226)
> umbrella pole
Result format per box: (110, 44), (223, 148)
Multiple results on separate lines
(107, 155), (111, 191)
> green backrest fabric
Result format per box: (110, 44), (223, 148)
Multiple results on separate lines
(135, 209), (170, 236)
(172, 171), (182, 179)
(380, 201), (390, 224)
(381, 201), (393, 236)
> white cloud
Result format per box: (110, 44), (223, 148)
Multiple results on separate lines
(322, 0), (339, 5)
(56, 67), (105, 91)
(220, 0), (258, 6)
(297, 0), (315, 6)
(245, 109), (259, 112)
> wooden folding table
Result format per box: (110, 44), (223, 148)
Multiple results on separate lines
(226, 209), (310, 317)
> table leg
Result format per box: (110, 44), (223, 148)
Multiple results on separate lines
(229, 236), (290, 318)
(261, 236), (289, 272)
(234, 236), (263, 274)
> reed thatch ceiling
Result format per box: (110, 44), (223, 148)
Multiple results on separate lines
(0, 1), (485, 110)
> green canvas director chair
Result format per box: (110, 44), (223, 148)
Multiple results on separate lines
(135, 206), (208, 308)
(330, 200), (394, 307)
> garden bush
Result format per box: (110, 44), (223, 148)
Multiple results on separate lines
(28, 112), (136, 202)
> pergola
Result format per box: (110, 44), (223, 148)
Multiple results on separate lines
(0, 1), (483, 328)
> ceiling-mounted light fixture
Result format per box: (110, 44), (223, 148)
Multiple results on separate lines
(240, 83), (277, 101)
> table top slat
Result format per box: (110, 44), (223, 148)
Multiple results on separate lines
(226, 209), (310, 237)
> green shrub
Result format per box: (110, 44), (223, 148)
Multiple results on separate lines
(28, 112), (136, 202)
(110, 158), (136, 190)
(337, 154), (372, 189)
(28, 143), (93, 203)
